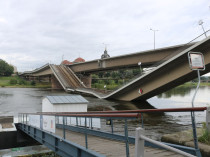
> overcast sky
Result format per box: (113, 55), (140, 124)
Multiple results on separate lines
(0, 0), (209, 72)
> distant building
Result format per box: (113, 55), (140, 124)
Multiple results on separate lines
(74, 57), (85, 63)
(101, 48), (110, 59)
(61, 60), (73, 65)
(60, 57), (85, 66)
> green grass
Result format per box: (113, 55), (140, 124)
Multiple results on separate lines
(176, 82), (210, 88)
(198, 123), (210, 145)
(0, 76), (51, 88)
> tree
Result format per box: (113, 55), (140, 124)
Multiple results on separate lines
(0, 59), (14, 76)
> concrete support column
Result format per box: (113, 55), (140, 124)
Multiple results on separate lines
(206, 107), (210, 132)
(51, 75), (63, 89)
(80, 74), (92, 88)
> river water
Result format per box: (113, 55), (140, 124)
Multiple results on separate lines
(0, 86), (209, 140)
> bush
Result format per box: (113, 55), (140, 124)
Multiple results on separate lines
(107, 84), (118, 90)
(98, 80), (105, 84)
(19, 79), (27, 85)
(10, 78), (17, 85)
(31, 80), (36, 86)
(198, 122), (210, 145)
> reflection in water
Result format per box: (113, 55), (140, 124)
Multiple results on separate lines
(157, 85), (194, 98)
(0, 86), (208, 140)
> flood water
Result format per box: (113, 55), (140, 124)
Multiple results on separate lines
(0, 86), (209, 140)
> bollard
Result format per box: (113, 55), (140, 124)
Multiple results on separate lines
(135, 127), (145, 157)
(206, 107), (210, 132)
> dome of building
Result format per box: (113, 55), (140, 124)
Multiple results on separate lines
(74, 57), (85, 63)
(61, 60), (73, 65)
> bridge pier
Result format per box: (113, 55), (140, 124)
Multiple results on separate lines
(80, 74), (92, 88)
(51, 75), (63, 89)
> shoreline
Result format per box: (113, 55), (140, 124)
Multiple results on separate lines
(161, 128), (210, 157)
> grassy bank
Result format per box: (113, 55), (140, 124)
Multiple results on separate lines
(0, 76), (51, 88)
(178, 82), (210, 88)
(198, 123), (210, 145)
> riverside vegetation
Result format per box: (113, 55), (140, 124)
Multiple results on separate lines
(0, 76), (51, 88)
(198, 123), (210, 145)
(91, 68), (210, 90)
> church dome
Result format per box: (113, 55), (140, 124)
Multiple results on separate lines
(61, 60), (73, 65)
(74, 57), (85, 63)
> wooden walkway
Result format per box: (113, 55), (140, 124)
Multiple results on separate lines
(56, 129), (184, 157)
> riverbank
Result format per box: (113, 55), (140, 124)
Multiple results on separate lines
(0, 76), (51, 88)
(179, 82), (210, 87)
(161, 128), (210, 157)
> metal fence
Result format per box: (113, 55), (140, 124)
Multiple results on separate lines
(18, 107), (207, 157)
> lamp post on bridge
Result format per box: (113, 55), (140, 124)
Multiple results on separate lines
(198, 20), (207, 38)
(150, 28), (158, 50)
(138, 62), (142, 74)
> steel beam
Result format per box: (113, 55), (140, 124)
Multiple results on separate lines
(17, 123), (105, 157)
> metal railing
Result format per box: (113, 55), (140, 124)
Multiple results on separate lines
(18, 112), (140, 157)
(18, 107), (207, 157)
(135, 127), (196, 157)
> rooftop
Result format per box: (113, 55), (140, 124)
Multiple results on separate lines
(74, 57), (85, 63)
(45, 95), (88, 104)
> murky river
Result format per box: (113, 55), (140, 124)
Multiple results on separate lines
(0, 86), (209, 140)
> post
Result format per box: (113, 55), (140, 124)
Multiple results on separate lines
(207, 107), (210, 132)
(135, 127), (145, 157)
(85, 117), (88, 149)
(111, 119), (114, 134)
(188, 52), (205, 157)
(63, 116), (65, 139)
(40, 115), (43, 130)
(124, 119), (129, 157)
(76, 117), (78, 126)
(91, 118), (93, 129)
(26, 114), (28, 124)
(23, 114), (25, 124)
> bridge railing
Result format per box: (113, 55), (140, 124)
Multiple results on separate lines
(18, 107), (207, 157)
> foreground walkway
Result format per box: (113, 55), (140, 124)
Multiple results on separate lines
(56, 129), (184, 157)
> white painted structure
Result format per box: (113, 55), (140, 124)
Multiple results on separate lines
(42, 95), (88, 113)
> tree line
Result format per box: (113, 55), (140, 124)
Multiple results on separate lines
(0, 59), (14, 76)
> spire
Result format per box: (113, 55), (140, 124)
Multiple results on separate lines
(104, 47), (108, 54)
(101, 46), (110, 59)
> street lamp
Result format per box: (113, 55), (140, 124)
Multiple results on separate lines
(138, 62), (142, 74)
(198, 20), (207, 38)
(150, 28), (158, 50)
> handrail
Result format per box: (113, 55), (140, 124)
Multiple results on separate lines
(135, 127), (196, 157)
(35, 107), (207, 115)
(19, 112), (141, 118)
(141, 135), (196, 157)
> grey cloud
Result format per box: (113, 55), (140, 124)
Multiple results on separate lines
(0, 0), (209, 72)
